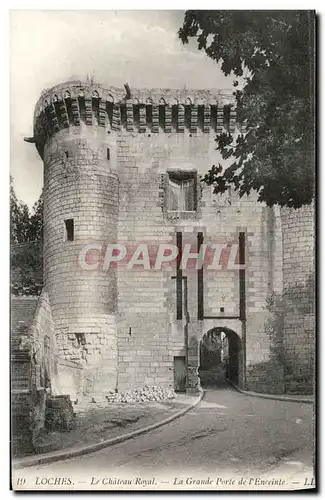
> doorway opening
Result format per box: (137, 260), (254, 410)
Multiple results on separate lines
(173, 356), (186, 393)
(199, 327), (242, 388)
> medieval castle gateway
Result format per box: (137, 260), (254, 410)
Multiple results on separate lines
(23, 79), (314, 401)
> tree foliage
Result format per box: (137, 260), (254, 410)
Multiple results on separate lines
(179, 11), (315, 208)
(10, 176), (31, 245)
(10, 176), (43, 295)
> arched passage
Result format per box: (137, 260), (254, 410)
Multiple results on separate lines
(199, 327), (242, 388)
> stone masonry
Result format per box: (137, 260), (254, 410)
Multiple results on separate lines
(281, 204), (315, 393)
(28, 79), (315, 398)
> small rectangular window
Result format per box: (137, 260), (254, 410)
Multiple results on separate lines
(167, 171), (197, 212)
(107, 148), (110, 160)
(64, 219), (74, 241)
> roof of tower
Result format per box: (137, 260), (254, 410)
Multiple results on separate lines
(30, 79), (239, 158)
(34, 79), (236, 122)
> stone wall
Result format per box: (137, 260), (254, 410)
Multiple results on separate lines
(11, 292), (57, 455)
(31, 80), (314, 398)
(11, 296), (38, 455)
(281, 204), (315, 394)
(11, 292), (80, 456)
(115, 130), (283, 393)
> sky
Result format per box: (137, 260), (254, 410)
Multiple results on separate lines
(10, 10), (233, 208)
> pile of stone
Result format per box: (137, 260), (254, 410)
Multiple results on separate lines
(105, 385), (176, 404)
(45, 395), (76, 430)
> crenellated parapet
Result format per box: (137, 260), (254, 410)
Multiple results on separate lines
(33, 80), (238, 155)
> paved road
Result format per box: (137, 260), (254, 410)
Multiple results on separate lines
(14, 380), (315, 491)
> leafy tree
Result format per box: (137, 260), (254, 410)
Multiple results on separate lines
(10, 175), (31, 245)
(10, 176), (43, 295)
(29, 192), (44, 242)
(179, 11), (315, 208)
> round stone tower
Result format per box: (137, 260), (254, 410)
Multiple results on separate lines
(32, 80), (121, 397)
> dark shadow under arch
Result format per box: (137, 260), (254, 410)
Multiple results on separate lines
(199, 327), (242, 388)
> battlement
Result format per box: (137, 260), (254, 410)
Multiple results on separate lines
(33, 80), (238, 152)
